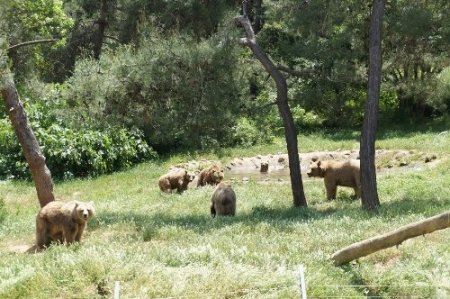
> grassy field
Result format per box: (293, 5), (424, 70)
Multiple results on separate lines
(0, 129), (449, 298)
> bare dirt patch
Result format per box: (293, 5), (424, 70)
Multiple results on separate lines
(174, 150), (442, 184)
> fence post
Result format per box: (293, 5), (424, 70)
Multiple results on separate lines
(114, 281), (121, 299)
(299, 265), (307, 299)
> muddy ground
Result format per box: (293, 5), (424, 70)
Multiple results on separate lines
(173, 149), (441, 184)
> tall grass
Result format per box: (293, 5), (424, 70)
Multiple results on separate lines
(0, 130), (449, 298)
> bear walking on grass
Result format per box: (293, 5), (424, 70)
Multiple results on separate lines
(210, 182), (236, 217)
(36, 200), (95, 249)
(197, 164), (224, 187)
(307, 159), (361, 200)
(159, 168), (195, 193)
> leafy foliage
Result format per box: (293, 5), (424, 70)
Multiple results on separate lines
(0, 90), (156, 180)
(65, 27), (246, 151)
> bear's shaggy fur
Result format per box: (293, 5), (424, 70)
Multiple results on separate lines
(36, 200), (95, 249)
(159, 168), (195, 193)
(307, 159), (361, 200)
(197, 164), (224, 187)
(210, 182), (236, 217)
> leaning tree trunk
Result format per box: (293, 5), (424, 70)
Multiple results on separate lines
(331, 211), (450, 265)
(360, 0), (385, 210)
(1, 77), (55, 208)
(235, 13), (307, 207)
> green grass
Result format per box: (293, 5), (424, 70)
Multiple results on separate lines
(0, 129), (449, 298)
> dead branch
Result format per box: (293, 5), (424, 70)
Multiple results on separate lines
(331, 211), (450, 265)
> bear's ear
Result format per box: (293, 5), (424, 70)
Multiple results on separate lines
(87, 201), (94, 207)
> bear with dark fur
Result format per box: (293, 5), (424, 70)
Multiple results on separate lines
(36, 200), (95, 249)
(197, 164), (224, 187)
(307, 159), (361, 200)
(210, 182), (236, 217)
(159, 168), (195, 193)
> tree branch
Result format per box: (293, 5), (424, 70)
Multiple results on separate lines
(7, 39), (59, 52)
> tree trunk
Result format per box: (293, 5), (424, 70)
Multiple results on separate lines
(1, 77), (55, 208)
(360, 0), (384, 210)
(331, 211), (450, 266)
(93, 0), (109, 60)
(235, 14), (307, 207)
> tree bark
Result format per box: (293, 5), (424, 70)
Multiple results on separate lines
(235, 14), (307, 207)
(360, 0), (384, 210)
(1, 77), (55, 208)
(331, 211), (450, 266)
(93, 0), (109, 60)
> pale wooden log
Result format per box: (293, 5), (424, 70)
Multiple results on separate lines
(331, 211), (450, 265)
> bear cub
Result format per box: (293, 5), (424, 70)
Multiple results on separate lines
(307, 159), (361, 200)
(36, 200), (95, 249)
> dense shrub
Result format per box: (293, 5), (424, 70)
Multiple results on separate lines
(228, 117), (274, 147)
(0, 100), (156, 180)
(64, 27), (246, 151)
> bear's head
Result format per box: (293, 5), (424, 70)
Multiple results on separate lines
(307, 160), (326, 178)
(183, 170), (196, 182)
(209, 165), (224, 183)
(74, 201), (95, 221)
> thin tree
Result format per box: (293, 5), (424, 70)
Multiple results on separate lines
(360, 0), (385, 210)
(93, 0), (109, 60)
(235, 1), (307, 207)
(1, 45), (55, 208)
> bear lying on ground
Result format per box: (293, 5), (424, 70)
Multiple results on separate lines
(36, 200), (95, 249)
(159, 168), (195, 193)
(210, 182), (236, 217)
(307, 159), (361, 200)
(197, 164), (224, 187)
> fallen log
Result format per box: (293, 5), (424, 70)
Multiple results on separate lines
(331, 211), (450, 266)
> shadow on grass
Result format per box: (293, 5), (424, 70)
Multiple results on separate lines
(89, 192), (450, 237)
(378, 195), (450, 218)
(91, 203), (362, 236)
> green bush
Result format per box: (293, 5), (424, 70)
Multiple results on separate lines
(0, 101), (157, 180)
(35, 124), (156, 179)
(228, 117), (274, 147)
(65, 27), (245, 151)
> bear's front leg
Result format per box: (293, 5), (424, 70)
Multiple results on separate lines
(36, 219), (50, 248)
(63, 223), (78, 244)
(75, 224), (86, 242)
(325, 179), (337, 200)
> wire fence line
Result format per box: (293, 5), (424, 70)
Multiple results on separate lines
(111, 264), (449, 299)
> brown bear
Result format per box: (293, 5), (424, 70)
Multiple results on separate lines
(197, 164), (224, 187)
(210, 182), (236, 217)
(36, 200), (95, 249)
(159, 168), (195, 193)
(307, 159), (361, 200)
(260, 161), (269, 173)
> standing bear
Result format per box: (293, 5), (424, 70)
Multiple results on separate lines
(36, 200), (95, 249)
(159, 168), (195, 193)
(210, 182), (236, 217)
(197, 164), (224, 187)
(307, 159), (361, 200)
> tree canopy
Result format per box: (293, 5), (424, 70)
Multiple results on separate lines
(1, 0), (449, 179)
